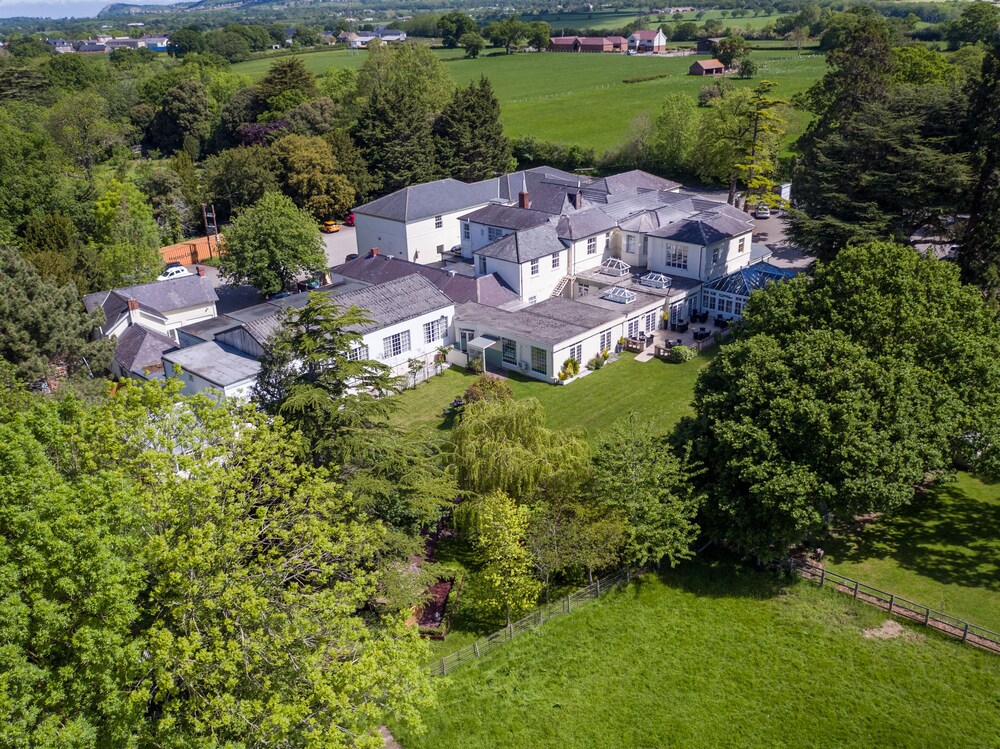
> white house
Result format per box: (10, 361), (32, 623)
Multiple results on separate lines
(167, 274), (456, 399)
(83, 273), (219, 343)
(352, 167), (584, 265)
(628, 29), (668, 53)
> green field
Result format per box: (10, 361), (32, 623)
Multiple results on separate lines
(391, 352), (709, 441)
(522, 8), (793, 33)
(396, 557), (1000, 749)
(824, 472), (1000, 632)
(232, 48), (826, 152)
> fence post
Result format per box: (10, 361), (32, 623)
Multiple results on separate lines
(963, 622), (970, 643)
(440, 658), (447, 675)
(474, 642), (480, 658)
(508, 622), (513, 640)
(819, 567), (825, 586)
(596, 578), (601, 596)
(626, 568), (631, 583)
(853, 580), (859, 598)
(567, 594), (572, 612)
(924, 608), (930, 626)
(888, 595), (894, 614)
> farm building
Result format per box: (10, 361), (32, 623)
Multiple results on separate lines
(628, 30), (668, 53)
(696, 37), (724, 53)
(547, 35), (626, 52)
(690, 59), (726, 76)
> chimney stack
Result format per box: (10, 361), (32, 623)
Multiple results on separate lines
(518, 191), (530, 209)
(369, 248), (380, 258)
(126, 298), (140, 325)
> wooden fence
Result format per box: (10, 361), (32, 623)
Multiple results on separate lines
(790, 559), (1000, 655)
(429, 567), (634, 677)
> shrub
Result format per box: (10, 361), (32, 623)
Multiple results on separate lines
(464, 374), (513, 404)
(559, 357), (581, 380)
(667, 345), (697, 363)
(587, 355), (605, 371)
(467, 356), (484, 374)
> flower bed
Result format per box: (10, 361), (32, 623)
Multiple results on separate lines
(418, 571), (465, 640)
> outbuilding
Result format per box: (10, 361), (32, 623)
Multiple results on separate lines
(689, 59), (726, 76)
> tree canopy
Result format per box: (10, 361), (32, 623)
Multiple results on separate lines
(219, 191), (326, 295)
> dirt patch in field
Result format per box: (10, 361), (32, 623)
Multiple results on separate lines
(862, 619), (924, 642)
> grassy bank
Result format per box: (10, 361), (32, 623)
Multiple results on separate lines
(396, 557), (1000, 748)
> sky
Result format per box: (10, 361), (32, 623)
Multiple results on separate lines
(0, 0), (177, 19)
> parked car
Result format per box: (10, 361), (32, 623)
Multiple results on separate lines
(344, 213), (355, 227)
(157, 265), (192, 281)
(754, 205), (771, 220)
(321, 220), (340, 233)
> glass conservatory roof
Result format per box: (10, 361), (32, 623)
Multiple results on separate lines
(599, 258), (631, 277)
(639, 272), (671, 289)
(602, 287), (637, 304)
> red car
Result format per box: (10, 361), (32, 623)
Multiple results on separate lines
(344, 213), (355, 227)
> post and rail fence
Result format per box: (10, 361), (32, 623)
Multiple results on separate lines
(429, 558), (999, 678)
(789, 559), (1000, 655)
(429, 567), (635, 677)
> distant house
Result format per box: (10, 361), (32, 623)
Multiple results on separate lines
(337, 31), (359, 44)
(45, 39), (74, 54)
(76, 42), (109, 54)
(105, 37), (143, 50)
(139, 34), (170, 51)
(83, 273), (219, 344)
(547, 35), (626, 53)
(627, 29), (668, 53)
(689, 59), (725, 76)
(696, 36), (724, 54)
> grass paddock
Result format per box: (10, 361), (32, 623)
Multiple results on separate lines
(396, 557), (1000, 749)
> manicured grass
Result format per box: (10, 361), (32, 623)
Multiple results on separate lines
(823, 472), (1000, 632)
(390, 352), (710, 442)
(232, 48), (826, 152)
(396, 557), (1000, 749)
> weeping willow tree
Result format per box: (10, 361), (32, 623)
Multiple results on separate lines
(447, 397), (590, 506)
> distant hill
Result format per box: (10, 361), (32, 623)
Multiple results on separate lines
(98, 2), (194, 16)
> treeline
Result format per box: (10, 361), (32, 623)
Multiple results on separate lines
(0, 43), (511, 294)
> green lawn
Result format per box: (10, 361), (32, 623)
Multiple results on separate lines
(391, 352), (710, 442)
(232, 48), (826, 152)
(823, 472), (1000, 633)
(396, 557), (1000, 749)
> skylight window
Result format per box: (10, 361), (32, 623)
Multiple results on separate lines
(599, 258), (631, 277)
(602, 287), (636, 304)
(639, 272), (671, 289)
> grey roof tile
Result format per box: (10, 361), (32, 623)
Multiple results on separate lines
(459, 204), (551, 231)
(476, 223), (565, 264)
(113, 324), (177, 374)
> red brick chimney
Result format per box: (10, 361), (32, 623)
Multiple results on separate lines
(126, 298), (140, 324)
(369, 248), (380, 258)
(518, 190), (530, 209)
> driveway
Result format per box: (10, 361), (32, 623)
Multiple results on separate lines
(191, 263), (263, 315)
(322, 226), (359, 267)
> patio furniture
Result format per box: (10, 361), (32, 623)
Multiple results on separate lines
(677, 322), (689, 334)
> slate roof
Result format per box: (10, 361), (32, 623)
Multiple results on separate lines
(83, 276), (218, 332)
(162, 341), (261, 388)
(476, 223), (566, 264)
(555, 208), (618, 240)
(333, 274), (453, 333)
(702, 261), (797, 296)
(113, 324), (176, 375)
(354, 178), (501, 222)
(460, 203), (551, 231)
(356, 167), (584, 222)
(177, 314), (241, 342)
(650, 209), (753, 245)
(589, 170), (681, 195)
(332, 254), (518, 306)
